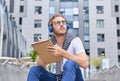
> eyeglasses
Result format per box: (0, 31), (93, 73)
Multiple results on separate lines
(52, 20), (66, 26)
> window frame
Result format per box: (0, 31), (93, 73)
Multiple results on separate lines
(97, 48), (105, 56)
(34, 20), (42, 28)
(97, 33), (105, 42)
(34, 34), (41, 42)
(35, 6), (42, 14)
(20, 5), (24, 13)
(96, 19), (104, 28)
(96, 6), (104, 14)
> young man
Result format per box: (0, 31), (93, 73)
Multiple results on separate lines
(27, 14), (88, 81)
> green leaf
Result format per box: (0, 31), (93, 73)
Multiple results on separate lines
(27, 50), (38, 62)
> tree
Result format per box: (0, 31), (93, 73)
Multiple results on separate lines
(91, 54), (105, 71)
(91, 57), (102, 71)
(27, 50), (38, 62)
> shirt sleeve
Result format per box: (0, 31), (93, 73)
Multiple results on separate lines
(71, 37), (85, 54)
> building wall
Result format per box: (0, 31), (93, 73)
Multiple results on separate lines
(89, 0), (118, 68)
(111, 0), (120, 58)
(22, 0), (49, 52)
(5, 0), (27, 30)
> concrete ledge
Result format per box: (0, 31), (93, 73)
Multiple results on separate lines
(85, 80), (106, 81)
(0, 63), (29, 81)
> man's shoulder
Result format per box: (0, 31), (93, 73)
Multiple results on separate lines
(71, 37), (81, 42)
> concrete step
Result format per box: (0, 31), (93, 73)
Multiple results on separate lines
(85, 80), (106, 81)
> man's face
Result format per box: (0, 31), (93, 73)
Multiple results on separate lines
(52, 17), (67, 35)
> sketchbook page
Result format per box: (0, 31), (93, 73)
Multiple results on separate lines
(31, 40), (62, 65)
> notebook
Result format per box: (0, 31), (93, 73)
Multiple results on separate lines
(31, 40), (62, 64)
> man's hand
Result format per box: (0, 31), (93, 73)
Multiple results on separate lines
(38, 39), (44, 42)
(47, 45), (64, 56)
(35, 57), (46, 68)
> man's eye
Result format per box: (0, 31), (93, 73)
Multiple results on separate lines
(62, 20), (66, 24)
(56, 21), (61, 25)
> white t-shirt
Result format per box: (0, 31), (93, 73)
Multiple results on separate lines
(63, 37), (85, 65)
(46, 37), (85, 73)
(60, 37), (85, 73)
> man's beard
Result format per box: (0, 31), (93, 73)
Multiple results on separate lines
(53, 30), (67, 36)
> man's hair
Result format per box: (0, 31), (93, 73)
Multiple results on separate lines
(48, 14), (66, 26)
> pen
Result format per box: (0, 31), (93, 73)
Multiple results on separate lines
(38, 36), (41, 41)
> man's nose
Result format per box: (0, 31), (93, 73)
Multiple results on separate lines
(60, 21), (64, 25)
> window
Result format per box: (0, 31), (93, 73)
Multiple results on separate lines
(96, 19), (104, 28)
(60, 8), (73, 15)
(73, 15), (79, 21)
(73, 8), (79, 15)
(117, 30), (120, 37)
(35, 6), (42, 14)
(67, 21), (73, 28)
(84, 20), (89, 28)
(3, 34), (6, 40)
(118, 42), (120, 49)
(65, 8), (73, 15)
(115, 5), (119, 12)
(20, 5), (24, 13)
(34, 20), (41, 28)
(84, 7), (89, 14)
(97, 48), (105, 56)
(97, 33), (105, 42)
(84, 35), (89, 42)
(13, 17), (15, 20)
(9, 0), (14, 13)
(20, 29), (22, 32)
(60, 8), (65, 15)
(49, 7), (55, 14)
(34, 34), (41, 42)
(118, 55), (120, 63)
(116, 17), (119, 24)
(19, 17), (22, 25)
(73, 21), (79, 28)
(96, 6), (104, 14)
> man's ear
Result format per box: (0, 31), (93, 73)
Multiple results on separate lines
(48, 26), (53, 32)
(67, 25), (69, 30)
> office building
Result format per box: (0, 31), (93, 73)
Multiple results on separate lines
(0, 0), (26, 57)
(5, 0), (49, 52)
(89, 0), (120, 68)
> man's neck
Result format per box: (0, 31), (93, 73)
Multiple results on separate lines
(54, 34), (66, 47)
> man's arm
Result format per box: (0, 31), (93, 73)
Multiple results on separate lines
(35, 57), (46, 68)
(61, 50), (88, 69)
(47, 45), (89, 69)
